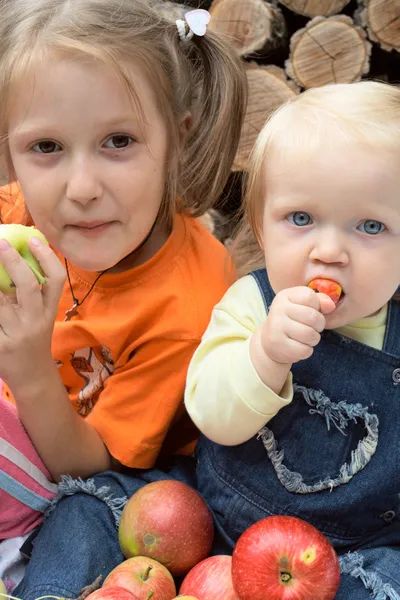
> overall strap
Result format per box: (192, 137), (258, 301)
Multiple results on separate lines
(250, 269), (275, 311)
(382, 298), (400, 356)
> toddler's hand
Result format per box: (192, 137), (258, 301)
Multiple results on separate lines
(259, 286), (336, 366)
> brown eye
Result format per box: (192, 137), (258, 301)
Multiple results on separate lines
(32, 141), (61, 153)
(104, 135), (133, 149)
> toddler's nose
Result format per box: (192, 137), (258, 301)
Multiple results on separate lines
(309, 229), (349, 265)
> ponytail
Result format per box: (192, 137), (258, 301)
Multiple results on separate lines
(178, 28), (247, 216)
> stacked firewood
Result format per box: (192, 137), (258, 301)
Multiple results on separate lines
(204, 0), (399, 173)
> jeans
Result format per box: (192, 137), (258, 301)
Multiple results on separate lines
(15, 463), (400, 600)
(15, 459), (196, 600)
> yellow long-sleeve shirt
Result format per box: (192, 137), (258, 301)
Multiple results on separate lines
(185, 275), (387, 446)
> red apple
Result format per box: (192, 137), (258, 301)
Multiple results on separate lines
(179, 555), (239, 600)
(118, 480), (214, 576)
(104, 556), (176, 600)
(308, 279), (342, 305)
(232, 516), (340, 600)
(87, 586), (139, 600)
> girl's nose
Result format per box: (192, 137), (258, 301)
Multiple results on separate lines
(66, 156), (102, 205)
(309, 228), (349, 265)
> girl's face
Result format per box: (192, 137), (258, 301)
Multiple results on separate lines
(7, 56), (170, 271)
(261, 142), (400, 328)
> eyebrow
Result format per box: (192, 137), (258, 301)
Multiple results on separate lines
(13, 115), (142, 135)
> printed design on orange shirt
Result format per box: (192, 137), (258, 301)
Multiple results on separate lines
(70, 346), (115, 416)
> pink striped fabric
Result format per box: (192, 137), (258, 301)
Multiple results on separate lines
(0, 388), (57, 539)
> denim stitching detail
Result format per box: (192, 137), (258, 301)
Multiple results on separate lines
(296, 385), (378, 437)
(258, 386), (379, 494)
(45, 475), (127, 526)
(340, 553), (400, 600)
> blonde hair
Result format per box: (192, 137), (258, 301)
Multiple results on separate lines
(233, 81), (400, 277)
(0, 0), (247, 224)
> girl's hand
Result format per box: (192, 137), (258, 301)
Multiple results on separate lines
(0, 237), (65, 387)
(259, 286), (336, 367)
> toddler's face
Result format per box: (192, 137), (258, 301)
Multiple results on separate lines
(261, 142), (400, 328)
(7, 56), (170, 272)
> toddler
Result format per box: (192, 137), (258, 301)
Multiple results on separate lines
(186, 81), (400, 599)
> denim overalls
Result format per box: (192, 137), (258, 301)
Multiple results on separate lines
(196, 269), (400, 599)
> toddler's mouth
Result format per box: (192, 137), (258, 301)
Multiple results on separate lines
(308, 278), (343, 305)
(336, 291), (345, 308)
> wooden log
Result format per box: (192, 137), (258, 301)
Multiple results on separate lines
(278, 0), (351, 18)
(209, 0), (286, 57)
(356, 0), (400, 53)
(285, 15), (372, 89)
(233, 64), (299, 171)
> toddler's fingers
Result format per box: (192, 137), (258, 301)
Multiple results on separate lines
(286, 303), (326, 333)
(318, 293), (336, 315)
(281, 337), (315, 362)
(285, 320), (321, 348)
(287, 286), (324, 311)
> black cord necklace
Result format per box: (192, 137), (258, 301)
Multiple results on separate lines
(64, 261), (110, 321)
(64, 219), (158, 321)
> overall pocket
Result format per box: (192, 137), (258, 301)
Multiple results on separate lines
(259, 384), (379, 494)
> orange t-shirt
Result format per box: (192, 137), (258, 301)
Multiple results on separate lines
(0, 185), (235, 468)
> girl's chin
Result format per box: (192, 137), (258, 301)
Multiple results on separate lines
(65, 257), (118, 272)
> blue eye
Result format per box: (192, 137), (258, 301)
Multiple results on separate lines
(32, 141), (62, 153)
(288, 212), (313, 227)
(104, 135), (134, 149)
(358, 220), (385, 235)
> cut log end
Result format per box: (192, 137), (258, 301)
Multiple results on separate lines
(285, 15), (372, 89)
(361, 0), (400, 52)
(209, 0), (287, 57)
(234, 65), (299, 171)
(278, 0), (352, 18)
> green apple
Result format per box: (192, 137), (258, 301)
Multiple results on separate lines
(0, 578), (6, 595)
(0, 224), (49, 293)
